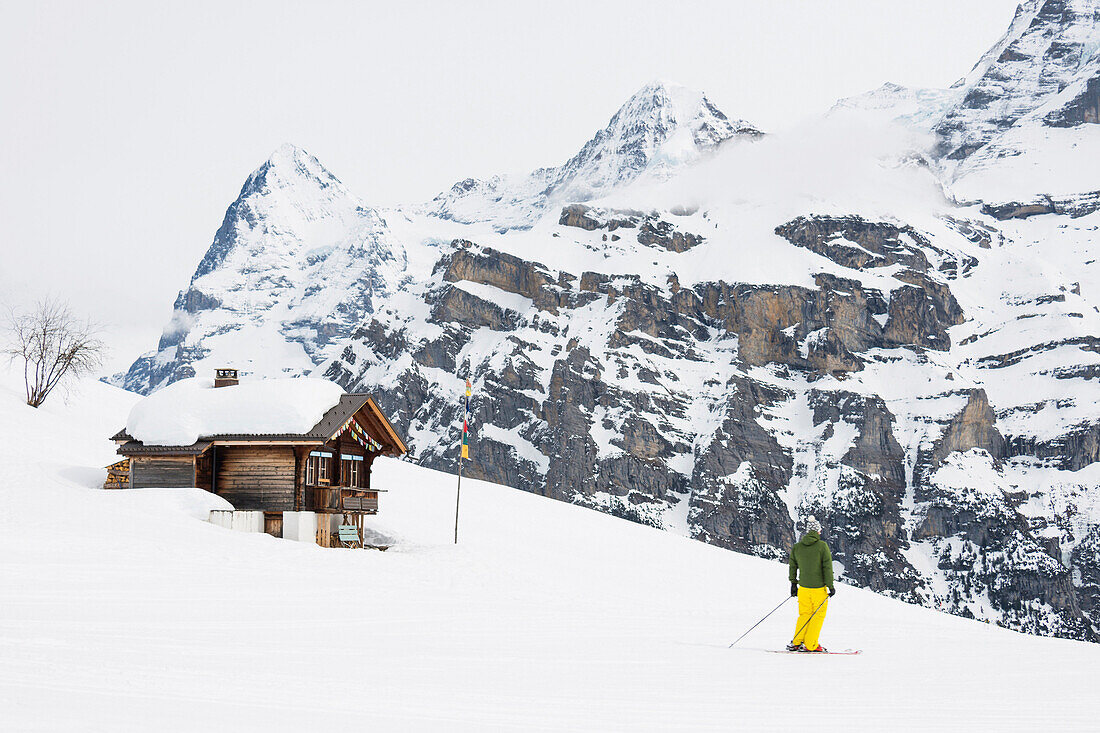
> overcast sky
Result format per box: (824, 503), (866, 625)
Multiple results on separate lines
(0, 0), (1020, 373)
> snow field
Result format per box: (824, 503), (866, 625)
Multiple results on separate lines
(1, 373), (1098, 731)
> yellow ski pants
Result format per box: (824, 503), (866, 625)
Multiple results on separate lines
(792, 586), (829, 650)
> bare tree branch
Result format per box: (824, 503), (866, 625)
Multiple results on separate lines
(3, 298), (106, 407)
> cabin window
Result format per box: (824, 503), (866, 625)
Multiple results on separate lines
(308, 451), (333, 485)
(341, 453), (364, 487)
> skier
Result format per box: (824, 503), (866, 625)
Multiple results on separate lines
(786, 516), (835, 652)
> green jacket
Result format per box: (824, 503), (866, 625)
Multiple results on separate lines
(788, 531), (834, 589)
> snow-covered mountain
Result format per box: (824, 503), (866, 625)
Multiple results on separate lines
(112, 144), (406, 393)
(428, 81), (761, 230)
(935, 0), (1100, 203)
(116, 7), (1100, 645)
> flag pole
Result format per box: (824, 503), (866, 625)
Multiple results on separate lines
(454, 452), (462, 544)
(455, 377), (471, 544)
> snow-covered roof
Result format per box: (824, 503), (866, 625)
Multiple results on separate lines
(124, 377), (346, 447)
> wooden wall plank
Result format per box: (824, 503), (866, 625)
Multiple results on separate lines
(132, 457), (196, 488)
(214, 446), (296, 511)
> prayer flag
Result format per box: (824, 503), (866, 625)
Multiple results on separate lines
(461, 379), (472, 459)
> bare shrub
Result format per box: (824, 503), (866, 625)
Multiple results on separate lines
(4, 298), (105, 407)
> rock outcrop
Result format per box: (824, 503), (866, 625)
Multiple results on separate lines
(775, 216), (965, 351)
(929, 389), (1006, 470)
(559, 205), (706, 252)
(913, 451), (1091, 639)
(800, 391), (921, 595)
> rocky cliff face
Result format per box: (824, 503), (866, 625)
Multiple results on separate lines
(322, 207), (1100, 640)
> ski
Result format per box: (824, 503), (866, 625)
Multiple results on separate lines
(766, 649), (862, 655)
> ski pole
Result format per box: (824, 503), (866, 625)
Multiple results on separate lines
(729, 596), (792, 648)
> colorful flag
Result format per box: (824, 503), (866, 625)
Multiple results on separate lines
(461, 379), (472, 459)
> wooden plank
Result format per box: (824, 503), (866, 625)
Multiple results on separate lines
(214, 482), (294, 489)
(364, 396), (408, 454)
(132, 457), (195, 488)
(214, 466), (293, 472)
(217, 494), (294, 511)
(218, 450), (297, 457)
(353, 407), (390, 449)
(293, 446), (304, 512)
(264, 513), (283, 538)
(215, 486), (292, 492)
(213, 445), (296, 510)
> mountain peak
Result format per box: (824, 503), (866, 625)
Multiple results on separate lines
(429, 82), (761, 228)
(239, 143), (348, 204)
(115, 143), (404, 395)
(263, 142), (313, 170)
(270, 141), (304, 159)
(192, 145), (377, 284)
(615, 80), (744, 136)
(257, 143), (327, 177)
(551, 82), (760, 201)
(624, 80), (710, 121)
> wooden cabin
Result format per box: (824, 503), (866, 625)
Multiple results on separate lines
(111, 370), (407, 540)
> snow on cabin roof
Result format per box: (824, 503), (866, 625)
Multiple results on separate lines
(123, 377), (347, 447)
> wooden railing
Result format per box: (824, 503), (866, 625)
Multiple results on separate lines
(341, 495), (379, 512)
(305, 485), (379, 514)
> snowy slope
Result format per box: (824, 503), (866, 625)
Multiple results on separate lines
(2, 375), (1100, 732)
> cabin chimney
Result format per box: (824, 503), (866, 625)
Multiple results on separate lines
(214, 368), (239, 388)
